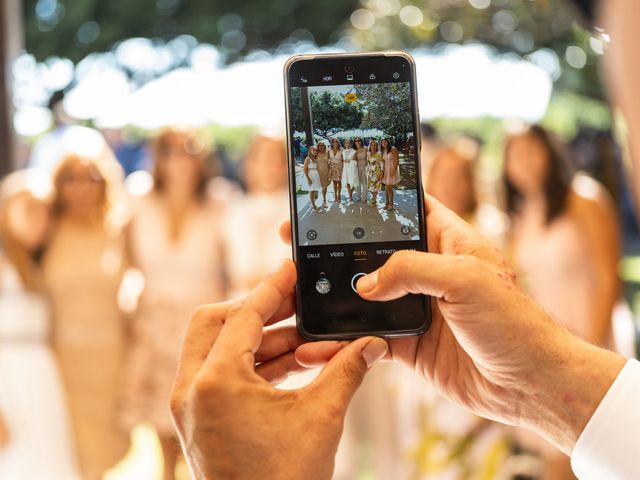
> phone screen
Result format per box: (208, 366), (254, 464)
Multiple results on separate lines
(286, 54), (430, 338)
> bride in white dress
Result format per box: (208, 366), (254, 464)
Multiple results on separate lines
(0, 170), (78, 480)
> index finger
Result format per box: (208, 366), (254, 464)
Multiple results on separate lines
(207, 259), (297, 371)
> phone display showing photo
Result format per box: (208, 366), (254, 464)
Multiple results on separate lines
(285, 52), (430, 339)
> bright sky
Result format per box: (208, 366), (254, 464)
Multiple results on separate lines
(13, 44), (553, 136)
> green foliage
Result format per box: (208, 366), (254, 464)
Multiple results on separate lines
(542, 91), (612, 138)
(354, 83), (412, 139)
(23, 0), (359, 63)
(290, 88), (304, 134)
(309, 90), (363, 139)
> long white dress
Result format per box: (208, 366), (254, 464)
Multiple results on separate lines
(341, 148), (359, 187)
(0, 260), (78, 480)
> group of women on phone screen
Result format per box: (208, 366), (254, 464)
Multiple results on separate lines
(302, 137), (401, 213)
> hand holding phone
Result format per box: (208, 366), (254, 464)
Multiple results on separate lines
(284, 52), (431, 339)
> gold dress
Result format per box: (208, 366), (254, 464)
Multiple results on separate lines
(43, 219), (129, 480)
(316, 151), (330, 188)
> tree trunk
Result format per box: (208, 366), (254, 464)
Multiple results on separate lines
(0, 0), (21, 177)
(300, 86), (314, 148)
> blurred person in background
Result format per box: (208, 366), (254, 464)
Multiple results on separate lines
(427, 142), (507, 248)
(0, 170), (79, 480)
(101, 127), (152, 177)
(29, 90), (73, 172)
(120, 127), (226, 480)
(503, 124), (620, 479)
(221, 135), (291, 298)
(43, 143), (130, 480)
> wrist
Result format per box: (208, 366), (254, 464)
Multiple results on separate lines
(517, 327), (625, 454)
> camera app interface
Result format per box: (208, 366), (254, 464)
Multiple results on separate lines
(291, 81), (421, 245)
(288, 70), (427, 336)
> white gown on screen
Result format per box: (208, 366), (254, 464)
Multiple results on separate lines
(306, 160), (323, 192)
(341, 148), (359, 187)
(0, 260), (78, 480)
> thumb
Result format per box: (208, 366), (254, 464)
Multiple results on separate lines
(306, 336), (388, 412)
(356, 250), (480, 302)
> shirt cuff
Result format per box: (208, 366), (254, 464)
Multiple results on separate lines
(571, 358), (640, 480)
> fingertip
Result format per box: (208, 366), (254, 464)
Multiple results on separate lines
(356, 270), (378, 295)
(279, 220), (292, 246)
(360, 336), (388, 368)
(272, 258), (297, 288)
(295, 340), (346, 367)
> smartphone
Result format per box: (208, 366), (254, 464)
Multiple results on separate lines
(284, 51), (431, 340)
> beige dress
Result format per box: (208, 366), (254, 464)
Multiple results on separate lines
(43, 219), (129, 480)
(316, 151), (330, 188)
(121, 193), (225, 435)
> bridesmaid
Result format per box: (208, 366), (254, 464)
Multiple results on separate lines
(381, 137), (401, 211)
(44, 143), (130, 480)
(121, 127), (226, 480)
(367, 139), (384, 206)
(328, 138), (343, 203)
(354, 137), (368, 203)
(303, 146), (323, 212)
(0, 170), (79, 480)
(341, 139), (359, 203)
(316, 142), (330, 208)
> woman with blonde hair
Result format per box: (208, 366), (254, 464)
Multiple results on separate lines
(43, 131), (130, 480)
(0, 169), (79, 479)
(120, 127), (226, 480)
(316, 142), (330, 208)
(303, 146), (323, 212)
(220, 135), (292, 298)
(504, 124), (620, 479)
(329, 138), (344, 203)
(380, 137), (401, 211)
(354, 137), (368, 202)
(367, 139), (384, 206)
(341, 139), (359, 203)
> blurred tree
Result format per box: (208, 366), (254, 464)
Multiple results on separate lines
(310, 90), (363, 140)
(23, 0), (605, 99)
(23, 0), (358, 63)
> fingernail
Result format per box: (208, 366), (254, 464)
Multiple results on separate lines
(362, 338), (388, 368)
(357, 270), (378, 293)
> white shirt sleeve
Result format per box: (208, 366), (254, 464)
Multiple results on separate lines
(571, 358), (640, 480)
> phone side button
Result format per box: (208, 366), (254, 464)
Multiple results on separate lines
(351, 272), (367, 293)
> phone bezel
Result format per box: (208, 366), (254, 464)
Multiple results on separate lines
(283, 51), (431, 340)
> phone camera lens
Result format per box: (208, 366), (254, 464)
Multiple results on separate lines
(345, 64), (355, 74)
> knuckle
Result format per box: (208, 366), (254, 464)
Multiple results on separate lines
(226, 299), (247, 320)
(386, 250), (414, 277)
(190, 304), (216, 322)
(192, 371), (226, 401)
(319, 400), (347, 425)
(168, 388), (185, 420)
(341, 360), (365, 386)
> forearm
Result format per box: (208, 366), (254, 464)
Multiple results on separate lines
(587, 280), (618, 346)
(518, 328), (625, 454)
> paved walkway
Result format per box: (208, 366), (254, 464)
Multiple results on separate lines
(295, 165), (420, 246)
